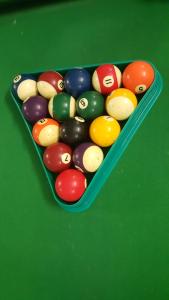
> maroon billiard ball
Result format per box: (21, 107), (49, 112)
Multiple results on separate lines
(55, 169), (87, 202)
(73, 142), (104, 173)
(37, 71), (64, 99)
(43, 142), (72, 173)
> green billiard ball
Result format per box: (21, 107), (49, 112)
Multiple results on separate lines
(48, 92), (76, 122)
(76, 91), (104, 120)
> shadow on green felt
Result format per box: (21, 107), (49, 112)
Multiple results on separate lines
(0, 0), (80, 15)
(5, 90), (60, 209)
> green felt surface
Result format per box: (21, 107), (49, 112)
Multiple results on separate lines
(0, 0), (169, 299)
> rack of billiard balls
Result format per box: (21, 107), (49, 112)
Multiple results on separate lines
(12, 61), (155, 203)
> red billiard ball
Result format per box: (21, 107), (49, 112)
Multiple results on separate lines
(37, 71), (64, 99)
(32, 118), (60, 147)
(43, 142), (72, 173)
(122, 61), (155, 94)
(92, 64), (122, 95)
(55, 169), (87, 202)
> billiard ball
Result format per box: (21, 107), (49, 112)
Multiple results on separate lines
(106, 88), (138, 121)
(22, 95), (48, 123)
(55, 169), (87, 202)
(48, 92), (76, 122)
(122, 61), (155, 94)
(92, 64), (121, 95)
(32, 118), (59, 147)
(76, 91), (104, 120)
(64, 68), (91, 98)
(37, 71), (64, 99)
(89, 115), (121, 147)
(12, 74), (37, 101)
(60, 116), (89, 146)
(73, 142), (104, 173)
(43, 142), (72, 173)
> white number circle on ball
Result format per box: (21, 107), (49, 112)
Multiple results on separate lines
(103, 76), (114, 87)
(61, 153), (71, 164)
(79, 98), (88, 109)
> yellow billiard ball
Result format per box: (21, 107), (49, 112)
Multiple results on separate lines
(89, 115), (121, 147)
(106, 88), (138, 121)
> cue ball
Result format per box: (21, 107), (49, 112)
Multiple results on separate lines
(122, 61), (155, 94)
(12, 74), (37, 101)
(55, 169), (87, 202)
(43, 142), (72, 173)
(92, 64), (121, 95)
(76, 91), (104, 120)
(73, 142), (104, 173)
(89, 115), (121, 147)
(60, 116), (89, 145)
(22, 95), (48, 123)
(64, 68), (91, 98)
(106, 88), (138, 120)
(48, 92), (76, 121)
(37, 71), (64, 99)
(32, 118), (60, 147)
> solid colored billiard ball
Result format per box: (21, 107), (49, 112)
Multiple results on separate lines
(22, 95), (48, 123)
(106, 88), (138, 121)
(12, 74), (37, 101)
(92, 64), (121, 95)
(122, 61), (155, 94)
(89, 115), (121, 147)
(73, 142), (104, 173)
(48, 92), (76, 122)
(55, 169), (87, 202)
(37, 71), (64, 99)
(76, 91), (104, 120)
(32, 118), (59, 147)
(64, 68), (91, 98)
(43, 142), (72, 173)
(60, 116), (89, 146)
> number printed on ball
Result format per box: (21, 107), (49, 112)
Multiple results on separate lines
(79, 98), (88, 109)
(103, 76), (114, 87)
(61, 153), (71, 164)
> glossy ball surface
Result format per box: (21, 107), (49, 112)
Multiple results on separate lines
(43, 142), (72, 173)
(64, 68), (91, 98)
(76, 91), (104, 120)
(92, 64), (121, 95)
(89, 115), (121, 147)
(60, 116), (89, 146)
(122, 61), (155, 94)
(55, 169), (87, 202)
(73, 142), (104, 173)
(22, 95), (48, 123)
(32, 118), (60, 147)
(37, 71), (64, 99)
(48, 92), (76, 122)
(106, 88), (138, 120)
(12, 74), (37, 101)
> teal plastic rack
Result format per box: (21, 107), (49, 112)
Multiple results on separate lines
(11, 61), (163, 212)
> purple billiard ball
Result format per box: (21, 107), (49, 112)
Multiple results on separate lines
(73, 142), (104, 173)
(22, 95), (48, 123)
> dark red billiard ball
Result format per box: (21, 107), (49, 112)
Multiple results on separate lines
(55, 169), (87, 202)
(43, 142), (72, 173)
(37, 71), (64, 99)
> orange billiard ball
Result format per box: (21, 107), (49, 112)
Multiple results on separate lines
(32, 118), (60, 147)
(122, 61), (155, 94)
